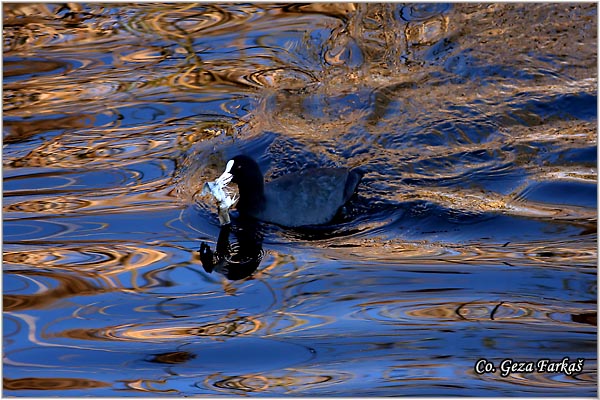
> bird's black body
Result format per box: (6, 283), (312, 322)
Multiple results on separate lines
(229, 155), (362, 227)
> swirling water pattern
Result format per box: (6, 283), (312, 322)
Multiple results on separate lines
(3, 3), (596, 396)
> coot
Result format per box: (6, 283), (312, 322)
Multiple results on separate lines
(228, 155), (362, 227)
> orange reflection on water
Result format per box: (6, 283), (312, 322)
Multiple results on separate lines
(53, 316), (263, 342)
(2, 2), (596, 396)
(4, 270), (101, 312)
(120, 378), (177, 394)
(203, 368), (353, 395)
(4, 376), (110, 391)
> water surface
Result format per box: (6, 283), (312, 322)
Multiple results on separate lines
(3, 3), (597, 396)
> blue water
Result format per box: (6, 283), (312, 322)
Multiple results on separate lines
(3, 3), (597, 396)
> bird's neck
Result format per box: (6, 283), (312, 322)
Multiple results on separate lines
(236, 178), (266, 212)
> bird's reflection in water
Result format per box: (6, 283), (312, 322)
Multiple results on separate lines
(200, 219), (264, 280)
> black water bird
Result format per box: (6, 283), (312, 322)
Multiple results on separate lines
(228, 155), (362, 227)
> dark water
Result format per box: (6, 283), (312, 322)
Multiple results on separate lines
(3, 3), (597, 396)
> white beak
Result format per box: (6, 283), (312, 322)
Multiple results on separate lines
(224, 159), (234, 174)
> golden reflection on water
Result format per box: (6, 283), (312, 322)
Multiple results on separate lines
(125, 317), (262, 340)
(5, 271), (100, 312)
(121, 378), (178, 394)
(4, 377), (111, 391)
(3, 2), (597, 396)
(149, 350), (196, 364)
(5, 245), (166, 273)
(203, 368), (353, 395)
(352, 298), (597, 327)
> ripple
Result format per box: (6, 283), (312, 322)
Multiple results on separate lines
(55, 316), (262, 342)
(118, 48), (169, 64)
(210, 375), (271, 392)
(245, 68), (318, 89)
(4, 219), (82, 242)
(351, 299), (596, 328)
(125, 4), (257, 38)
(4, 377), (110, 391)
(2, 3), (597, 397)
(4, 172), (79, 195)
(4, 160), (174, 202)
(3, 55), (117, 114)
(5, 197), (93, 214)
(3, 315), (22, 339)
(4, 4), (121, 51)
(4, 57), (72, 80)
(4, 270), (100, 312)
(399, 3), (452, 22)
(404, 14), (449, 48)
(281, 4), (355, 21)
(177, 337), (315, 375)
(5, 127), (178, 170)
(515, 180), (597, 209)
(253, 86), (374, 138)
(5, 244), (168, 278)
(201, 368), (352, 395)
(147, 350), (196, 364)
